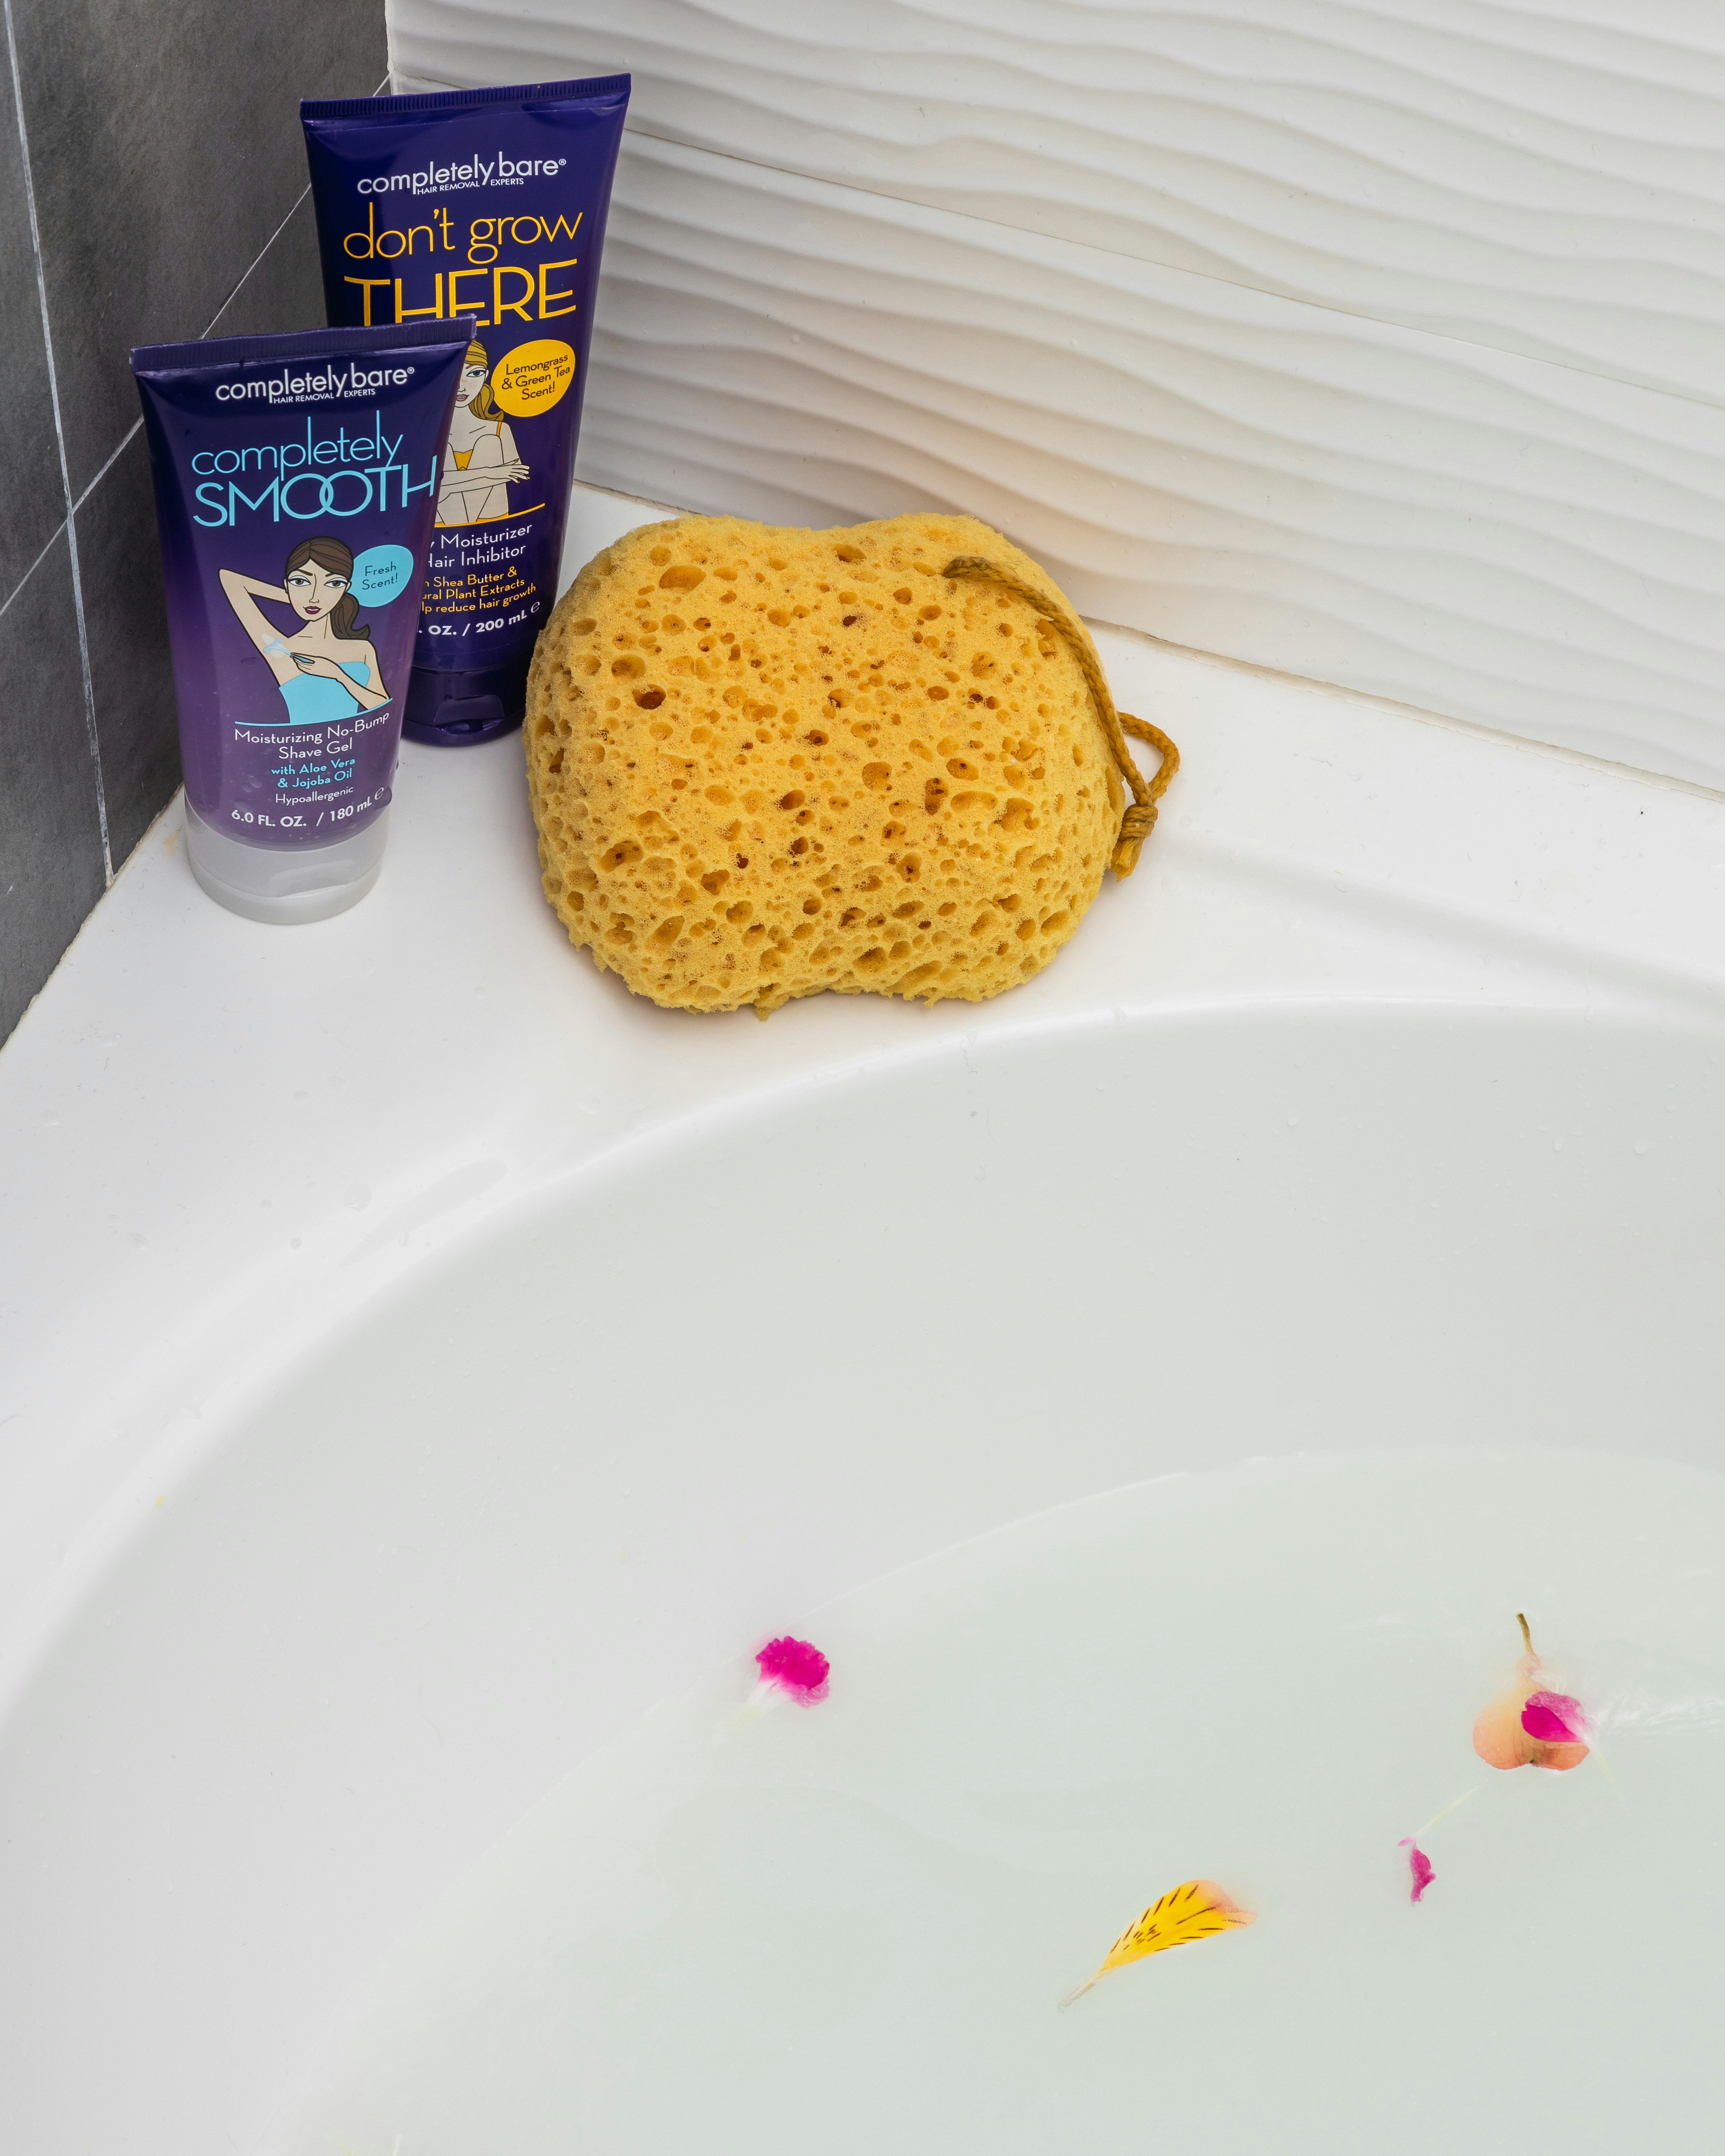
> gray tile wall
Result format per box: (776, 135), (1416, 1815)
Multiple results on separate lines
(0, 0), (387, 1042)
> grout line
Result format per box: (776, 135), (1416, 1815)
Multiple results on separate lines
(0, 56), (392, 940)
(3, 0), (110, 881)
(201, 183), (311, 337)
(0, 516), (67, 630)
(75, 73), (387, 519)
(70, 419), (140, 516)
(77, 71), (389, 527)
(197, 75), (385, 334)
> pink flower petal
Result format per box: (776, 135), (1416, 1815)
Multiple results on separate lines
(755, 1635), (831, 1704)
(1521, 1690), (1587, 1744)
(1399, 1839), (1436, 1904)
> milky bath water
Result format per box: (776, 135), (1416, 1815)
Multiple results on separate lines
(274, 1450), (1725, 2154)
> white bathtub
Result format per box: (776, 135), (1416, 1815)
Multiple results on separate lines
(3, 491), (1724, 2152)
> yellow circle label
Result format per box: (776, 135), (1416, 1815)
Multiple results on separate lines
(491, 339), (576, 420)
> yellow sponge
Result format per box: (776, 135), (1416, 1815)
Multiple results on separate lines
(523, 511), (1171, 1015)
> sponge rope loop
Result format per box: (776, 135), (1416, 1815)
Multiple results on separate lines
(940, 555), (1179, 878)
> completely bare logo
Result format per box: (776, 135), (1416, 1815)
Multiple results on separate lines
(358, 153), (568, 198)
(215, 364), (418, 407)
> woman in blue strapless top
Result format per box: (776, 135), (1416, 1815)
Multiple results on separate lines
(218, 535), (391, 725)
(274, 660), (375, 725)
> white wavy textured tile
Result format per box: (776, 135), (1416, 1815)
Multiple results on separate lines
(390, 0), (1725, 403)
(560, 137), (1725, 784)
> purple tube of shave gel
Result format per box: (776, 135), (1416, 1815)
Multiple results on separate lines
(131, 320), (471, 923)
(301, 75), (629, 747)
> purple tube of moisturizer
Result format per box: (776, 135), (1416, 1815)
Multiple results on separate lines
(301, 76), (630, 747)
(131, 320), (470, 923)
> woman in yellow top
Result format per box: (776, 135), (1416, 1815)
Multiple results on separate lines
(436, 339), (529, 527)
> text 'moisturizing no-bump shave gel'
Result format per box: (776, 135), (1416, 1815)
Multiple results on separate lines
(131, 320), (471, 923)
(301, 76), (630, 747)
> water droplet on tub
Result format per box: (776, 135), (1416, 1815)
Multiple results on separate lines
(1287, 1110), (1301, 1127)
(1634, 1137), (1652, 1156)
(345, 1185), (372, 1212)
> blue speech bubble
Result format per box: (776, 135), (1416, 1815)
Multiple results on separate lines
(350, 544), (413, 605)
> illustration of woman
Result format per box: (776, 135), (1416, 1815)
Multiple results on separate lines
(218, 536), (391, 724)
(436, 339), (529, 527)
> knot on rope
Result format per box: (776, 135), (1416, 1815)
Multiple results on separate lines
(940, 556), (1179, 880)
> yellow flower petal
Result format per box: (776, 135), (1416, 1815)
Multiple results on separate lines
(1063, 1879), (1255, 2006)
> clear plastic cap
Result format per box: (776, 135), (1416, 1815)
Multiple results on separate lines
(182, 797), (390, 925)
